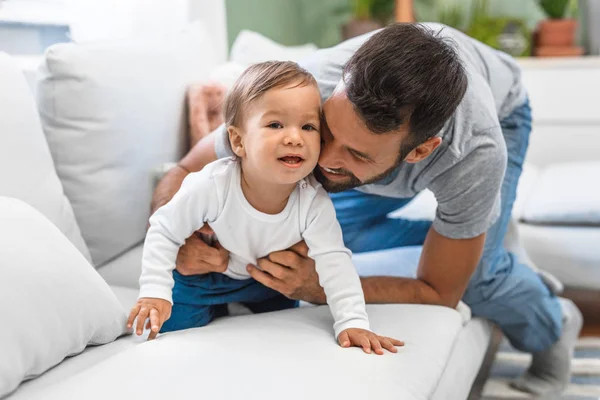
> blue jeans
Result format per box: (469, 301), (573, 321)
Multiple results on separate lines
(161, 271), (299, 333)
(331, 99), (563, 353)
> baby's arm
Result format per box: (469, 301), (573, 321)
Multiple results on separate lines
(302, 188), (403, 354)
(127, 169), (220, 338)
(139, 169), (220, 302)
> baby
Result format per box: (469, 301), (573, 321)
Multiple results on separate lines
(127, 61), (403, 354)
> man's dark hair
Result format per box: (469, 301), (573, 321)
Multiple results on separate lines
(343, 23), (468, 149)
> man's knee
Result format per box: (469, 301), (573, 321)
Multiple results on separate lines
(466, 264), (563, 353)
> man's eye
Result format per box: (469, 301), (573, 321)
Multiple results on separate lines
(268, 122), (283, 129)
(351, 151), (368, 162)
(302, 124), (318, 132)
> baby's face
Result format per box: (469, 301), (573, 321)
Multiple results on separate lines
(240, 82), (322, 185)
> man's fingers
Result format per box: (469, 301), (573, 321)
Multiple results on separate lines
(256, 258), (289, 280)
(198, 224), (214, 235)
(289, 240), (309, 257)
(338, 331), (350, 348)
(268, 250), (300, 270)
(246, 264), (283, 292)
(127, 304), (140, 328)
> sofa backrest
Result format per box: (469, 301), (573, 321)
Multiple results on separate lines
(36, 24), (219, 267)
(0, 52), (91, 261)
(519, 57), (600, 167)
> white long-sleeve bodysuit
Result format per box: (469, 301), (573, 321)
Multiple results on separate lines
(139, 158), (369, 338)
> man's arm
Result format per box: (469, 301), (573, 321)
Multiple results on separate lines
(361, 228), (485, 308)
(248, 227), (485, 308)
(151, 132), (218, 214)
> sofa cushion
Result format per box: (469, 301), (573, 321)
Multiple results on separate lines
(27, 304), (464, 400)
(0, 52), (91, 261)
(521, 161), (600, 225)
(36, 23), (219, 267)
(0, 197), (126, 398)
(230, 30), (318, 65)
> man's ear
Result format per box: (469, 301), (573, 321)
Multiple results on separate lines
(404, 137), (442, 164)
(227, 125), (245, 157)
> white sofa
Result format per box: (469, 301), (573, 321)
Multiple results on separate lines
(515, 57), (600, 290)
(3, 21), (598, 400)
(0, 28), (494, 400)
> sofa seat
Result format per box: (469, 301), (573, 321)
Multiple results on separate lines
(519, 224), (600, 290)
(6, 245), (493, 400)
(13, 303), (487, 400)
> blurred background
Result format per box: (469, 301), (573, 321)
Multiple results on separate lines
(0, 0), (597, 58)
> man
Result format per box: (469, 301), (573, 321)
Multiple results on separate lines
(153, 24), (582, 396)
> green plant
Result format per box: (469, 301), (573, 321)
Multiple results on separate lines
(539, 0), (571, 19)
(352, 0), (373, 20)
(437, 3), (467, 30)
(350, 0), (395, 23)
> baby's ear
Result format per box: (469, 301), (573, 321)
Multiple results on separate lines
(227, 125), (245, 157)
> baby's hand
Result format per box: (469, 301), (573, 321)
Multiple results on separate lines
(338, 328), (404, 355)
(127, 298), (172, 341)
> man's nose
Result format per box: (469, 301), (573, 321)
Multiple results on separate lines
(318, 138), (343, 168)
(283, 128), (304, 146)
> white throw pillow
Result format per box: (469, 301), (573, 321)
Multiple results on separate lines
(0, 52), (91, 262)
(230, 30), (318, 65)
(37, 23), (219, 267)
(0, 197), (127, 398)
(521, 161), (600, 225)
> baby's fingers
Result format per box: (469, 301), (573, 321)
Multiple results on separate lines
(146, 309), (161, 341)
(369, 336), (384, 355)
(135, 307), (150, 335)
(126, 304), (140, 329)
(379, 337), (398, 354)
(338, 331), (350, 348)
(360, 335), (371, 354)
(386, 337), (405, 347)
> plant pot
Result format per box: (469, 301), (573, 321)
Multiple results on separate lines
(341, 19), (382, 41)
(537, 18), (578, 47)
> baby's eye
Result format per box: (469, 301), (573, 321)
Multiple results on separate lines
(268, 122), (283, 129)
(302, 124), (318, 132)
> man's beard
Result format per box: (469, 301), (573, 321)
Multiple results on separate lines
(314, 158), (403, 193)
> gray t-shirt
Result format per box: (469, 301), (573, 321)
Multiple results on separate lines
(216, 23), (526, 239)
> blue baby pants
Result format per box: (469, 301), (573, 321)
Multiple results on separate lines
(161, 271), (298, 333)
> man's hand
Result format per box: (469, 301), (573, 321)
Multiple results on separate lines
(338, 328), (404, 355)
(187, 83), (226, 147)
(127, 297), (172, 340)
(246, 241), (326, 304)
(176, 224), (229, 276)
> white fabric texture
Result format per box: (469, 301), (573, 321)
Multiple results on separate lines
(28, 305), (464, 400)
(97, 244), (143, 289)
(0, 53), (91, 262)
(519, 224), (600, 289)
(431, 318), (493, 400)
(0, 197), (127, 398)
(521, 161), (600, 225)
(141, 158), (369, 337)
(36, 23), (219, 267)
(229, 30), (318, 65)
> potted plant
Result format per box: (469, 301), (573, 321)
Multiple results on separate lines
(342, 0), (395, 40)
(535, 0), (583, 56)
(538, 0), (577, 46)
